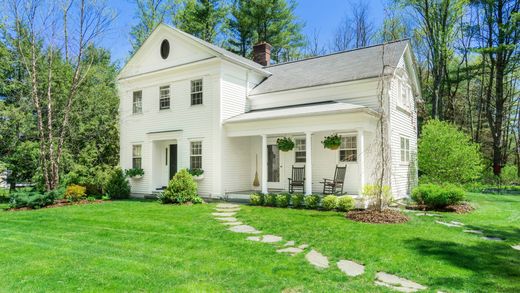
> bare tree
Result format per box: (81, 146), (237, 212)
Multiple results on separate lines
(331, 0), (374, 52)
(305, 28), (327, 56)
(7, 0), (115, 190)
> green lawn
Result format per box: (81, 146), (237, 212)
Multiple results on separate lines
(0, 193), (518, 292)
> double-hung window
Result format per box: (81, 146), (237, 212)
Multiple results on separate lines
(400, 137), (410, 163)
(399, 80), (411, 109)
(133, 91), (142, 114)
(294, 138), (306, 163)
(339, 135), (357, 162)
(132, 145), (142, 169)
(190, 141), (202, 169)
(191, 79), (203, 105)
(159, 86), (170, 110)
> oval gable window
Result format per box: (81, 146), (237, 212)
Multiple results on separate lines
(160, 39), (170, 59)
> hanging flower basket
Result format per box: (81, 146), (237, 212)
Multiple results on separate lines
(322, 134), (342, 150)
(276, 137), (295, 152)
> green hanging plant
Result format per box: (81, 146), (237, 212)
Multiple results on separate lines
(322, 134), (342, 150)
(276, 137), (295, 152)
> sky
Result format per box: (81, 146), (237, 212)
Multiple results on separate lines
(100, 0), (387, 66)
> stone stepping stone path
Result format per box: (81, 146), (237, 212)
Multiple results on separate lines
(212, 212), (236, 217)
(215, 217), (238, 222)
(481, 236), (504, 241)
(416, 212), (441, 217)
(375, 272), (427, 292)
(435, 220), (464, 228)
(215, 208), (240, 212)
(276, 247), (306, 256)
(463, 229), (483, 235)
(337, 260), (365, 277)
(228, 224), (261, 234)
(305, 249), (329, 269)
(222, 221), (242, 226)
(216, 203), (240, 209)
(247, 234), (283, 243)
(284, 240), (295, 246)
(512, 244), (520, 251)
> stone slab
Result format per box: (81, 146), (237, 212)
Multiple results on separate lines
(216, 203), (240, 209)
(215, 217), (238, 222)
(212, 212), (236, 217)
(375, 272), (427, 292)
(337, 260), (365, 277)
(298, 244), (309, 249)
(276, 247), (304, 256)
(305, 249), (329, 269)
(435, 220), (463, 227)
(463, 229), (483, 234)
(284, 241), (295, 247)
(228, 225), (261, 234)
(247, 234), (283, 243)
(512, 244), (520, 251)
(222, 221), (242, 226)
(215, 208), (240, 212)
(481, 236), (504, 241)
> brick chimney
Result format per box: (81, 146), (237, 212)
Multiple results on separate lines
(253, 42), (271, 66)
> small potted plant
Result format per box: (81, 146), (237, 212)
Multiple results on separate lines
(276, 137), (294, 152)
(322, 134), (342, 150)
(125, 168), (144, 179)
(188, 168), (204, 180)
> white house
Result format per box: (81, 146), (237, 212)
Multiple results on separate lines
(118, 24), (420, 199)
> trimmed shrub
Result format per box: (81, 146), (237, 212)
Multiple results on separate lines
(265, 193), (277, 206)
(249, 193), (264, 206)
(412, 184), (465, 209)
(64, 184), (87, 201)
(105, 168), (131, 199)
(45, 187), (65, 200)
(419, 119), (483, 184)
(160, 169), (202, 204)
(321, 195), (338, 211)
(362, 184), (393, 210)
(291, 193), (305, 208)
(304, 194), (320, 209)
(337, 195), (355, 212)
(8, 191), (56, 209)
(276, 193), (291, 208)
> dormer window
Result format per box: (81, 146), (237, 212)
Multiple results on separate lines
(160, 39), (170, 59)
(398, 80), (411, 110)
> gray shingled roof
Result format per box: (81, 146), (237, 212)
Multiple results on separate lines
(250, 40), (409, 96)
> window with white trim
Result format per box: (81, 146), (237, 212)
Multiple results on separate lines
(191, 79), (203, 105)
(133, 91), (142, 114)
(190, 141), (202, 169)
(294, 138), (306, 163)
(398, 80), (411, 109)
(400, 137), (410, 163)
(132, 145), (142, 169)
(159, 86), (170, 110)
(339, 135), (357, 162)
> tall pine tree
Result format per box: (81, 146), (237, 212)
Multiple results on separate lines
(174, 0), (228, 43)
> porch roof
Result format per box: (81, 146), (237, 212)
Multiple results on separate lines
(224, 102), (377, 124)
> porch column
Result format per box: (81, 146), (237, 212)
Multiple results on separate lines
(261, 134), (268, 194)
(305, 132), (312, 195)
(357, 129), (365, 194)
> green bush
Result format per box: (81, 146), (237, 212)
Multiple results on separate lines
(264, 193), (277, 206)
(276, 193), (291, 208)
(336, 195), (355, 212)
(321, 195), (338, 210)
(8, 191), (56, 209)
(411, 184), (465, 208)
(500, 165), (519, 185)
(45, 187), (65, 200)
(304, 194), (320, 209)
(105, 168), (131, 199)
(418, 119), (483, 184)
(124, 168), (144, 177)
(64, 184), (87, 201)
(159, 169), (202, 204)
(0, 188), (9, 203)
(249, 193), (264, 206)
(291, 193), (305, 208)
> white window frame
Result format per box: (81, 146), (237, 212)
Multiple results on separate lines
(159, 85), (170, 110)
(398, 79), (411, 110)
(400, 136), (410, 163)
(339, 135), (357, 162)
(132, 144), (142, 169)
(132, 91), (142, 114)
(190, 141), (202, 169)
(294, 138), (306, 163)
(190, 79), (203, 105)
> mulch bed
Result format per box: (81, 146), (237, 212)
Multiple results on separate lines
(406, 202), (474, 214)
(346, 209), (409, 224)
(8, 199), (106, 211)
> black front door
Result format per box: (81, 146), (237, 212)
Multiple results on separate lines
(169, 144), (177, 179)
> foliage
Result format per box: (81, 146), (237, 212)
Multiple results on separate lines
(336, 195), (355, 212)
(321, 195), (338, 211)
(249, 193), (264, 206)
(362, 184), (393, 210)
(321, 134), (341, 150)
(0, 188), (9, 203)
(264, 193), (277, 206)
(418, 120), (483, 184)
(174, 0), (228, 43)
(105, 168), (131, 200)
(291, 193), (305, 208)
(188, 168), (204, 176)
(64, 185), (87, 202)
(499, 165), (519, 185)
(276, 137), (294, 152)
(160, 169), (202, 204)
(8, 191), (56, 209)
(276, 193), (291, 208)
(411, 183), (465, 208)
(125, 168), (145, 177)
(129, 0), (175, 54)
(304, 194), (320, 209)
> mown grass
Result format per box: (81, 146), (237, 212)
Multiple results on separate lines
(0, 193), (518, 292)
